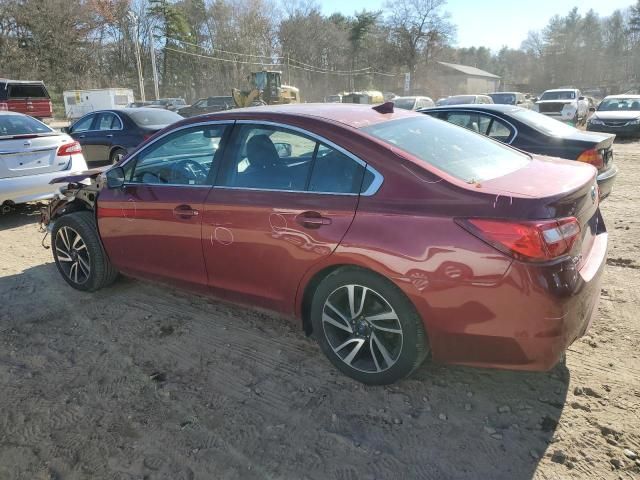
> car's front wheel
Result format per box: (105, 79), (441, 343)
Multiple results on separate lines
(52, 211), (118, 292)
(311, 267), (429, 385)
(110, 148), (127, 164)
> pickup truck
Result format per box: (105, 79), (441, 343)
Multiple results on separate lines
(533, 88), (589, 125)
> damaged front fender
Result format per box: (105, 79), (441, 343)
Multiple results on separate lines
(39, 167), (108, 234)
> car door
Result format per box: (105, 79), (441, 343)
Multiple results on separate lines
(69, 113), (99, 162)
(93, 112), (123, 162)
(97, 122), (232, 290)
(202, 122), (363, 313)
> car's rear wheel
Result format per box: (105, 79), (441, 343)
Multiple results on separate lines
(52, 211), (118, 292)
(110, 148), (127, 164)
(311, 267), (429, 385)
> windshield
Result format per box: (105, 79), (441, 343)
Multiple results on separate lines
(510, 108), (577, 135)
(540, 90), (576, 101)
(489, 93), (516, 105)
(439, 96), (476, 106)
(597, 98), (640, 112)
(0, 114), (53, 137)
(394, 98), (417, 110)
(128, 109), (182, 126)
(361, 116), (530, 183)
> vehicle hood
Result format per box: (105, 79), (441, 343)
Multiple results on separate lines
(591, 110), (640, 121)
(49, 167), (107, 185)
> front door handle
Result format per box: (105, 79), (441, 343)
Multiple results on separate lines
(77, 135), (85, 139)
(296, 211), (331, 229)
(173, 204), (199, 219)
(106, 134), (113, 138)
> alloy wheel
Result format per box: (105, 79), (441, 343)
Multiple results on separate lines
(322, 284), (403, 373)
(55, 226), (91, 284)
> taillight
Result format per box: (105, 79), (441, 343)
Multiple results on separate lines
(0, 102), (7, 111)
(577, 148), (604, 169)
(457, 217), (581, 262)
(57, 141), (83, 156)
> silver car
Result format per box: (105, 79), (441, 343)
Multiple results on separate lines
(1, 112), (88, 209)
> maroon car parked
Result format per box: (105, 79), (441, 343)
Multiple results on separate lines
(42, 103), (608, 385)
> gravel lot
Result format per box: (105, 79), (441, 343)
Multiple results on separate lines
(0, 141), (639, 480)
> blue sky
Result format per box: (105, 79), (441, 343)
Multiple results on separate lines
(318, 0), (636, 50)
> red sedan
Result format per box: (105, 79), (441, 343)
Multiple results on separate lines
(43, 103), (608, 385)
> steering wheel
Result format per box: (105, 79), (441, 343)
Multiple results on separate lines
(170, 159), (208, 184)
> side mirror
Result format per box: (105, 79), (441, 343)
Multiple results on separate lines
(516, 100), (523, 105)
(589, 107), (596, 113)
(579, 96), (585, 101)
(106, 166), (125, 189)
(61, 126), (70, 134)
(274, 142), (292, 158)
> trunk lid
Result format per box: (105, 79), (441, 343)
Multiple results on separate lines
(0, 133), (71, 179)
(479, 155), (600, 268)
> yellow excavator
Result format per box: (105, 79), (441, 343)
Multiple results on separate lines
(232, 70), (300, 108)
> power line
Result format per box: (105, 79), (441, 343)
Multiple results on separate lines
(164, 46), (284, 67)
(162, 34), (397, 76)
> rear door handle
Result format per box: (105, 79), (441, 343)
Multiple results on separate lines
(173, 204), (200, 219)
(296, 211), (331, 229)
(106, 134), (113, 138)
(78, 135), (85, 139)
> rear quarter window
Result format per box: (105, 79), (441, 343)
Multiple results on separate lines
(361, 116), (530, 183)
(8, 84), (49, 99)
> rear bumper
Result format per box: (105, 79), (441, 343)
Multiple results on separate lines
(424, 229), (608, 371)
(597, 165), (618, 200)
(587, 124), (640, 137)
(0, 154), (87, 205)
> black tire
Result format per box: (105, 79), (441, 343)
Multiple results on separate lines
(51, 211), (119, 292)
(110, 148), (127, 165)
(311, 267), (429, 385)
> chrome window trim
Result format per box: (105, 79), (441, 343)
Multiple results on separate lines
(231, 120), (383, 196)
(71, 111), (125, 133)
(434, 108), (519, 144)
(117, 118), (384, 196)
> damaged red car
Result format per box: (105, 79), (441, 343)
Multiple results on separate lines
(42, 103), (608, 385)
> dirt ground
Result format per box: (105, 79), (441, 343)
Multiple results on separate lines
(1, 141), (639, 480)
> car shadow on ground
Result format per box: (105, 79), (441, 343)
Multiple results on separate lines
(0, 262), (568, 480)
(0, 203), (44, 231)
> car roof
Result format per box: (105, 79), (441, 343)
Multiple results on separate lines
(217, 103), (418, 129)
(0, 110), (27, 116)
(422, 104), (520, 113)
(543, 88), (577, 92)
(490, 92), (520, 95)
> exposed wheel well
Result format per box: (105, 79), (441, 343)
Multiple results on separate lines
(109, 146), (127, 161)
(300, 264), (420, 337)
(301, 265), (345, 336)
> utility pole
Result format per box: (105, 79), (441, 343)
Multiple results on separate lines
(128, 12), (145, 102)
(287, 53), (290, 85)
(149, 29), (160, 100)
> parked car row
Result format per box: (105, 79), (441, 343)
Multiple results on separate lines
(39, 102), (609, 385)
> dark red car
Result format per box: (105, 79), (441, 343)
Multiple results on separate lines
(42, 103), (608, 385)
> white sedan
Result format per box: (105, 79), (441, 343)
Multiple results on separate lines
(0, 112), (87, 209)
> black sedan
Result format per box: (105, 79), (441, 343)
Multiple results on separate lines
(587, 95), (640, 137)
(177, 96), (234, 118)
(63, 108), (183, 165)
(420, 104), (618, 200)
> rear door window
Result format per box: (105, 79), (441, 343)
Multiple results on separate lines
(487, 119), (513, 142)
(8, 84), (48, 98)
(96, 112), (122, 130)
(362, 116), (529, 183)
(308, 144), (364, 194)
